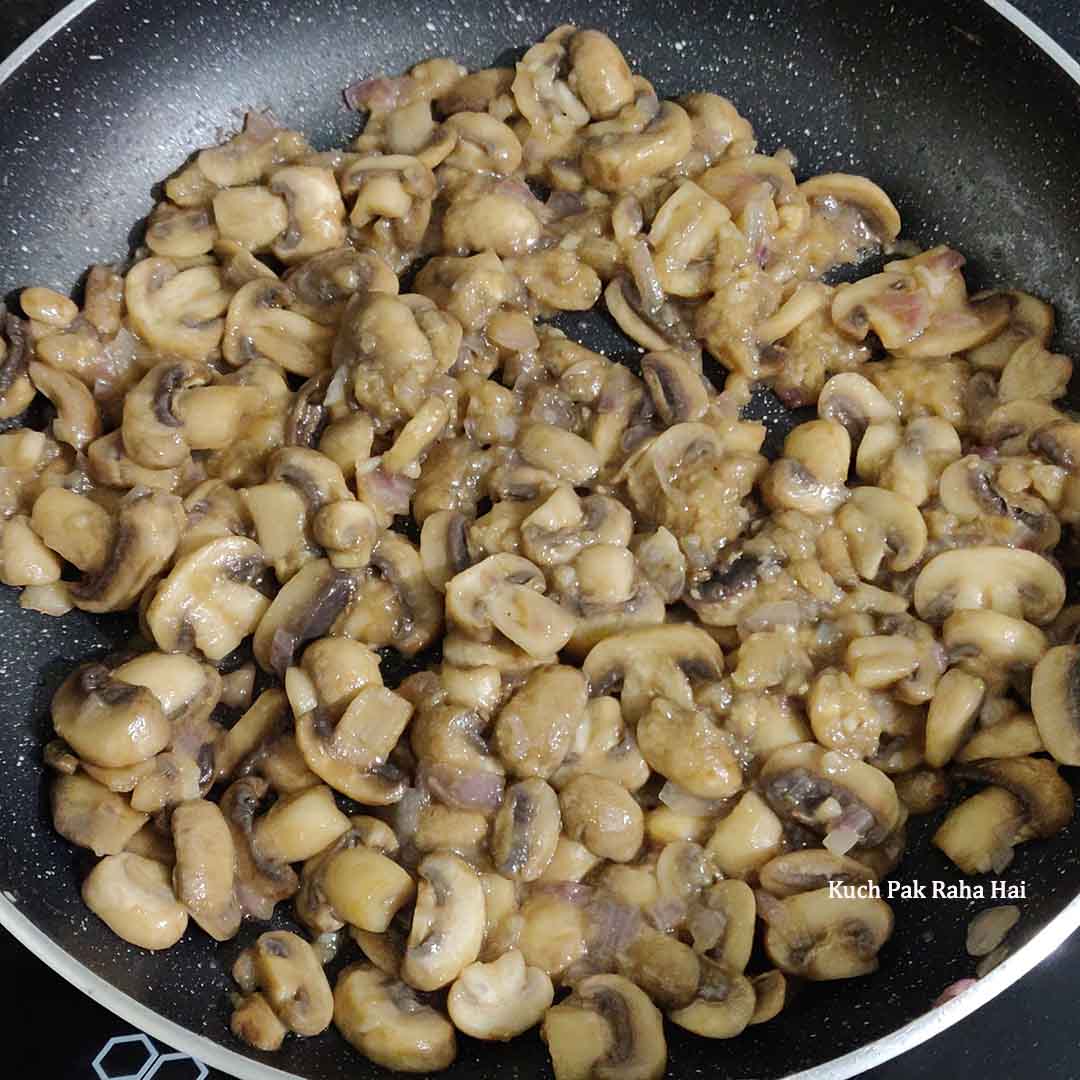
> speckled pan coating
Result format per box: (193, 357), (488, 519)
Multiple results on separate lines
(0, 1), (1079, 1078)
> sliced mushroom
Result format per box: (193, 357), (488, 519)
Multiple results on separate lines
(559, 774), (644, 862)
(402, 852), (485, 991)
(82, 853), (189, 950)
(913, 547), (1066, 625)
(124, 257), (231, 359)
(1030, 644), (1080, 765)
(296, 686), (412, 803)
(582, 100), (693, 191)
(448, 949), (554, 1041)
(925, 668), (986, 767)
(305, 842), (415, 932)
(232, 931), (334, 1044)
(705, 790), (784, 879)
(669, 960), (756, 1040)
(70, 491), (185, 614)
(493, 665), (588, 779)
(764, 887), (893, 979)
(253, 558), (359, 675)
(583, 623), (725, 723)
(837, 486), (926, 578)
(541, 973), (667, 1080)
(491, 778), (561, 881)
(51, 664), (171, 769)
(269, 165), (347, 263)
(28, 361), (101, 450)
(146, 536), (270, 661)
(30, 488), (113, 574)
(52, 772), (149, 855)
(334, 964), (457, 1072)
(953, 755), (1072, 840)
(932, 786), (1025, 875)
(758, 849), (877, 899)
(171, 798), (241, 941)
(252, 783), (352, 863)
(799, 173), (901, 242)
(759, 742), (901, 849)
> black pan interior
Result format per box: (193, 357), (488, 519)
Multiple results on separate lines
(1, 0), (1080, 1077)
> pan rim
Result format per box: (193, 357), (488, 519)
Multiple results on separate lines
(1, 1), (1079, 1078)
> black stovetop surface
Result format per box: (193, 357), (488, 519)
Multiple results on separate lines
(7, 0), (1080, 1075)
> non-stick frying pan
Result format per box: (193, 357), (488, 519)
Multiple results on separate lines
(2, 0), (1080, 1077)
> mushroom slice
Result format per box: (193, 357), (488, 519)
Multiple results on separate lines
(764, 887), (894, 979)
(616, 931), (701, 1010)
(669, 960), (756, 1040)
(252, 784), (352, 863)
(758, 849), (877, 899)
(146, 536), (270, 661)
(943, 610), (1048, 684)
(253, 558), (359, 675)
(799, 173), (901, 242)
(913, 547), (1065, 626)
(559, 774), (644, 863)
(171, 798), (241, 941)
(952, 756), (1073, 840)
(28, 361), (101, 450)
(71, 491), (184, 613)
(1031, 645), (1080, 765)
(334, 964), (457, 1073)
(269, 165), (347, 263)
(493, 664), (588, 779)
(583, 623), (725, 723)
(219, 776), (299, 920)
(759, 742), (901, 849)
(124, 257), (231, 360)
(637, 698), (742, 799)
(954, 715), (1043, 763)
(932, 786), (1025, 875)
(402, 852), (485, 992)
(232, 931), (334, 1042)
(222, 280), (335, 376)
(446, 552), (576, 657)
(82, 853), (189, 950)
(749, 970), (787, 1025)
(541, 973), (667, 1080)
(582, 100), (693, 191)
(51, 773), (149, 856)
(31, 488), (112, 573)
(307, 843), (415, 933)
(491, 778), (561, 881)
(448, 949), (554, 1041)
(51, 664), (171, 769)
(838, 486), (926, 577)
(295, 686), (412, 803)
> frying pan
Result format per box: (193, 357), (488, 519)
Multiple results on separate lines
(2, 0), (1080, 1077)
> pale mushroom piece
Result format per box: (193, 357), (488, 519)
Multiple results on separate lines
(932, 786), (1025, 875)
(637, 698), (742, 799)
(82, 853), (189, 950)
(705, 790), (784, 879)
(669, 961), (756, 1040)
(232, 931), (335, 1044)
(749, 970), (788, 1025)
(30, 488), (113, 574)
(954, 715), (1043, 763)
(491, 778), (561, 881)
(146, 536), (271, 661)
(0, 514), (62, 587)
(764, 888), (894, 979)
(838, 486), (927, 577)
(295, 685), (412, 803)
(582, 100), (693, 191)
(28, 361), (102, 450)
(925, 668), (986, 767)
(1030, 644), (1080, 765)
(316, 845), (416, 932)
(912, 547), (1066, 626)
(759, 742), (901, 849)
(942, 609), (1048, 685)
(448, 949), (555, 1041)
(953, 755), (1073, 842)
(334, 964), (457, 1073)
(493, 664), (588, 779)
(617, 931), (701, 1010)
(51, 664), (171, 769)
(402, 852), (485, 991)
(253, 784), (352, 864)
(269, 165), (347, 263)
(541, 973), (667, 1080)
(171, 798), (242, 941)
(757, 849), (877, 899)
(582, 623), (725, 723)
(69, 491), (185, 614)
(559, 774), (644, 863)
(799, 173), (901, 241)
(52, 772), (149, 856)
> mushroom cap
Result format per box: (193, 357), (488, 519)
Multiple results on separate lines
(913, 546), (1066, 625)
(764, 887), (894, 980)
(541, 972), (667, 1080)
(243, 930), (335, 1036)
(953, 755), (1073, 839)
(668, 961), (756, 1039)
(447, 949), (554, 1040)
(1031, 644), (1080, 765)
(334, 964), (457, 1073)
